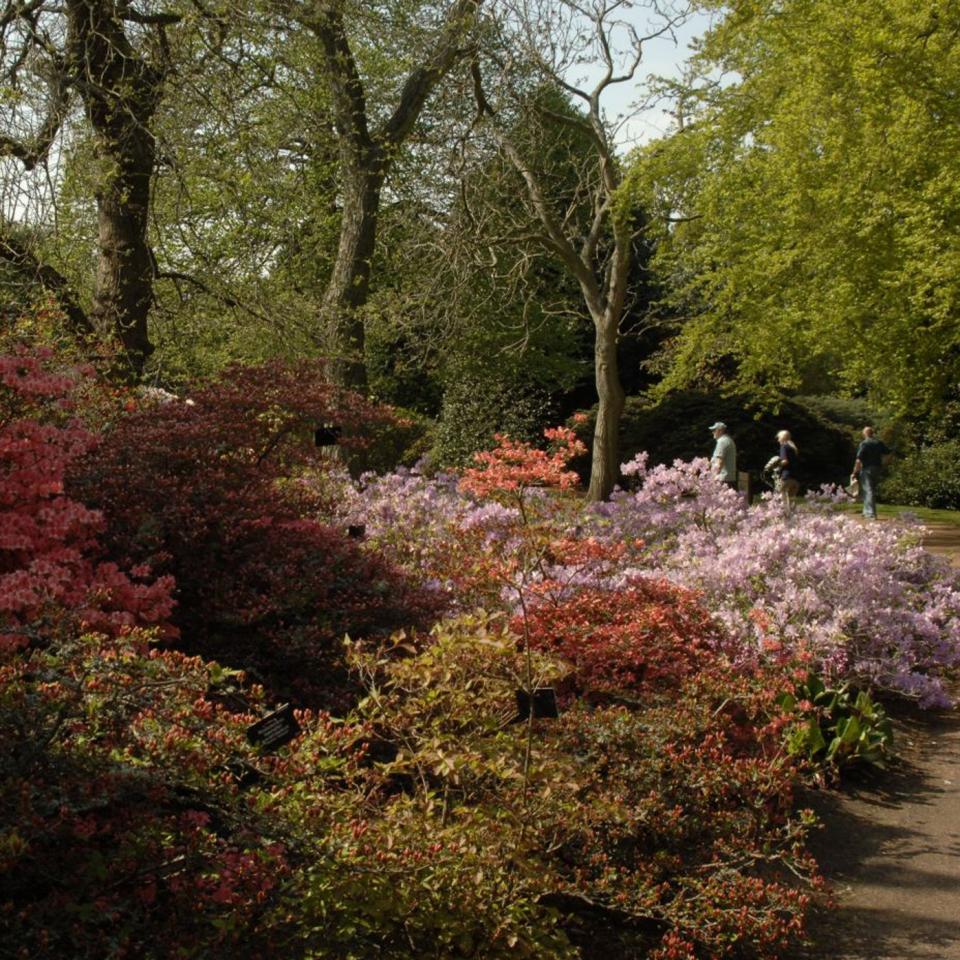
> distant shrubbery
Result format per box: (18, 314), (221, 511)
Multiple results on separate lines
(434, 370), (556, 466)
(792, 394), (885, 433)
(883, 440), (960, 510)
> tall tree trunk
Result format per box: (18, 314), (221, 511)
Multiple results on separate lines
(587, 315), (625, 501)
(92, 130), (157, 377)
(321, 154), (384, 391)
(472, 67), (633, 502)
(68, 0), (163, 379)
(301, 0), (482, 390)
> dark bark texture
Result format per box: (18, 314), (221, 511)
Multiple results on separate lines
(67, 0), (165, 378)
(588, 319), (626, 501)
(305, 0), (482, 390)
(0, 228), (94, 337)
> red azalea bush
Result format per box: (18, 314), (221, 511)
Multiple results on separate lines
(459, 426), (587, 497)
(69, 359), (443, 707)
(545, 684), (817, 960)
(0, 630), (296, 959)
(1, 348), (175, 651)
(516, 578), (725, 700)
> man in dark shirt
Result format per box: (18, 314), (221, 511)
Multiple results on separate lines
(852, 426), (892, 519)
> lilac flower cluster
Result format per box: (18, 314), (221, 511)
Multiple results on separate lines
(329, 466), (520, 603)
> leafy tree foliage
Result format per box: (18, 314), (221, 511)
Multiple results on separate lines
(0, 1), (210, 374)
(360, 83), (595, 461)
(470, 0), (691, 499)
(629, 0), (960, 423)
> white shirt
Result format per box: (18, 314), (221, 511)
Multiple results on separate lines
(712, 433), (737, 482)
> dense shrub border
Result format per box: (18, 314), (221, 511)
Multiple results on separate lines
(4, 343), (956, 960)
(883, 439), (960, 510)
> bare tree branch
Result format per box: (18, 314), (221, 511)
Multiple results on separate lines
(0, 225), (93, 335)
(153, 267), (275, 327)
(381, 0), (481, 147)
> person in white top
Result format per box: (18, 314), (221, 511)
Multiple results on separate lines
(709, 421), (738, 489)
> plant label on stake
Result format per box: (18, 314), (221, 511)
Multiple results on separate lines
(223, 759), (264, 789)
(514, 687), (559, 721)
(314, 424), (342, 447)
(246, 703), (301, 752)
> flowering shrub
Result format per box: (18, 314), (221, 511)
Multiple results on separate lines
(0, 618), (579, 959)
(345, 438), (960, 706)
(70, 360), (442, 707)
(0, 630), (295, 958)
(334, 465), (512, 609)
(342, 430), (626, 614)
(459, 426), (586, 497)
(348, 615), (820, 960)
(1, 348), (174, 651)
(517, 577), (724, 699)
(590, 455), (960, 706)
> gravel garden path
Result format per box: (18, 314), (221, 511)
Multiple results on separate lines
(791, 519), (960, 959)
(920, 521), (960, 568)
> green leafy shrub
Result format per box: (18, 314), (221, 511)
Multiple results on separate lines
(882, 440), (960, 510)
(350, 613), (821, 960)
(434, 371), (556, 467)
(777, 673), (894, 771)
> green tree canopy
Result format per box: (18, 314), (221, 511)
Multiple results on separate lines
(627, 0), (960, 425)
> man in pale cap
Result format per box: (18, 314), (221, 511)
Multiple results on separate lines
(709, 421), (737, 490)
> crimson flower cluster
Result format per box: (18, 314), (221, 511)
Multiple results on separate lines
(1, 349), (174, 651)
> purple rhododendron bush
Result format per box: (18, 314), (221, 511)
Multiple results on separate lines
(597, 454), (960, 708)
(5, 338), (960, 959)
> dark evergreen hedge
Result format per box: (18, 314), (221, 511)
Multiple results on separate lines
(573, 391), (862, 491)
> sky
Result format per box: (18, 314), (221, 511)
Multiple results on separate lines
(619, 8), (717, 146)
(560, 5), (720, 151)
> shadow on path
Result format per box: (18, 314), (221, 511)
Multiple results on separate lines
(921, 522), (960, 568)
(790, 710), (960, 959)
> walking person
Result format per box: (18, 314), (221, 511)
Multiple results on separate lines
(775, 430), (800, 511)
(709, 421), (737, 490)
(851, 426), (892, 520)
